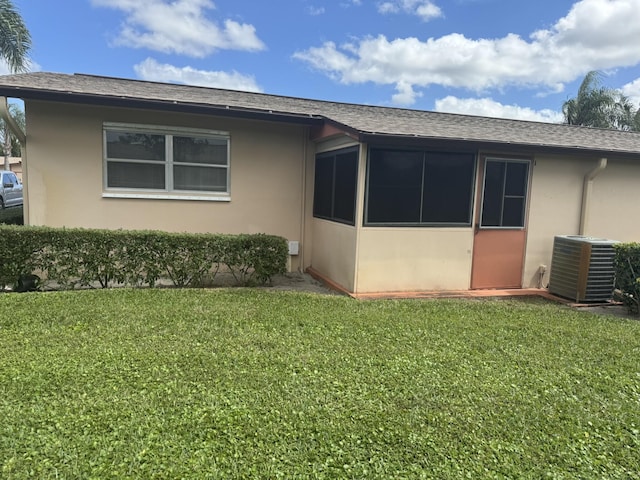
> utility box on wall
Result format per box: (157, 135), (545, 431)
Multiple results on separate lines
(548, 235), (619, 303)
(288, 241), (299, 256)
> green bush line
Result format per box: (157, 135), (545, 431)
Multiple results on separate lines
(614, 242), (640, 314)
(0, 226), (288, 290)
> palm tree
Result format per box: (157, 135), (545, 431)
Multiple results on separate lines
(1, 102), (23, 155)
(0, 0), (31, 73)
(563, 71), (639, 131)
(0, 0), (30, 170)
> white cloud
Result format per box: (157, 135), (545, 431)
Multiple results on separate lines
(377, 0), (442, 21)
(134, 58), (263, 92)
(377, 2), (399, 13)
(91, 0), (265, 57)
(295, 0), (640, 105)
(307, 6), (325, 15)
(621, 78), (640, 107)
(0, 59), (41, 75)
(434, 96), (564, 123)
(391, 81), (423, 106)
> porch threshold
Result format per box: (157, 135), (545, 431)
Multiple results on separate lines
(350, 288), (561, 301)
(305, 268), (570, 302)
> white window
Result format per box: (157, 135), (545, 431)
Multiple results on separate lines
(103, 123), (230, 196)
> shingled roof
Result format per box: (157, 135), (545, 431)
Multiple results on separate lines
(2, 72), (640, 157)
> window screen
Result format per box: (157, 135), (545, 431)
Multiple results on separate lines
(313, 148), (358, 225)
(366, 148), (476, 226)
(480, 159), (530, 228)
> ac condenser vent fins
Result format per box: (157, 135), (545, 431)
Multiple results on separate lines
(548, 235), (618, 303)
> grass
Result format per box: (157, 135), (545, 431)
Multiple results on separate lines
(0, 289), (639, 479)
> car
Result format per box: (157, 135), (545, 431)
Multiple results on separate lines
(0, 170), (23, 208)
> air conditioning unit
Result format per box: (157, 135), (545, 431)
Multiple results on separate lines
(548, 235), (618, 303)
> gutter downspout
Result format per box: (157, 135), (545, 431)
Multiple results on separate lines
(298, 128), (308, 272)
(579, 157), (607, 236)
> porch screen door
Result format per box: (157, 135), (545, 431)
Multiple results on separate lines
(470, 158), (531, 289)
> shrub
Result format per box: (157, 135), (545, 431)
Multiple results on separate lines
(0, 226), (289, 291)
(222, 233), (289, 285)
(0, 225), (49, 288)
(613, 242), (640, 314)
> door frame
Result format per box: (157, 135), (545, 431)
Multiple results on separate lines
(470, 155), (533, 289)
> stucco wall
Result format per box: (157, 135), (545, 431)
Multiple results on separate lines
(356, 228), (474, 292)
(306, 138), (362, 292)
(523, 155), (640, 289)
(588, 159), (640, 241)
(310, 218), (357, 291)
(24, 100), (308, 271)
(523, 155), (585, 288)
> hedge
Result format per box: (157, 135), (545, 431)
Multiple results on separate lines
(0, 226), (288, 291)
(613, 242), (640, 314)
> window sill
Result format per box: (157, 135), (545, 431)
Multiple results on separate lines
(102, 192), (231, 202)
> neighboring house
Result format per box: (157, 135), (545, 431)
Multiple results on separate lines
(1, 72), (640, 295)
(4, 157), (22, 180)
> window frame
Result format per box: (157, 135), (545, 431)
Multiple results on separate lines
(6, 172), (18, 185)
(478, 157), (531, 229)
(312, 146), (359, 226)
(102, 122), (231, 201)
(364, 147), (477, 227)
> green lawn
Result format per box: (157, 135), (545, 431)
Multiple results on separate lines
(1, 289), (639, 479)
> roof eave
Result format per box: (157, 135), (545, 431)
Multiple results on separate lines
(359, 132), (640, 159)
(0, 86), (325, 127)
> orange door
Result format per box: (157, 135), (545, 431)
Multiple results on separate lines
(471, 158), (531, 289)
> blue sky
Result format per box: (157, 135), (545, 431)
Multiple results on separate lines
(9, 0), (640, 123)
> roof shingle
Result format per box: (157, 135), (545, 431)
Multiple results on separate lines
(1, 72), (640, 156)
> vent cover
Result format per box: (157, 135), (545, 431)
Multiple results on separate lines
(548, 235), (618, 303)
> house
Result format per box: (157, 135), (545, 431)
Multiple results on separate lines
(1, 72), (640, 295)
(4, 157), (22, 180)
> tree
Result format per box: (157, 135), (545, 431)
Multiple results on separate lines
(0, 0), (30, 169)
(632, 107), (640, 132)
(0, 102), (23, 156)
(562, 71), (639, 132)
(0, 0), (31, 73)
